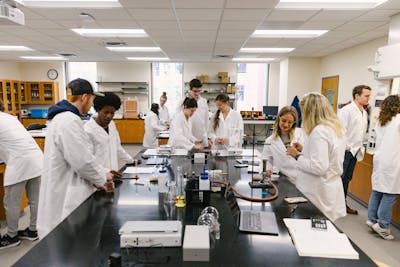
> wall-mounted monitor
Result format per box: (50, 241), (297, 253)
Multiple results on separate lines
(263, 106), (278, 120)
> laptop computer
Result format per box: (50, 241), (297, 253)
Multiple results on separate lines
(239, 210), (279, 235)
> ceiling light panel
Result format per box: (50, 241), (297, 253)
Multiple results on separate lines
(20, 56), (66, 60)
(0, 45), (33, 51)
(252, 30), (328, 38)
(71, 29), (147, 38)
(15, 0), (122, 8)
(275, 0), (388, 10)
(240, 47), (295, 53)
(106, 47), (161, 52)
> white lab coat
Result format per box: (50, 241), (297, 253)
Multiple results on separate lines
(37, 111), (109, 237)
(84, 118), (133, 170)
(296, 125), (346, 221)
(143, 111), (166, 148)
(371, 114), (400, 194)
(338, 101), (368, 161)
(262, 128), (305, 183)
(176, 96), (209, 146)
(168, 111), (197, 150)
(208, 108), (244, 149)
(0, 112), (43, 186)
(159, 105), (170, 125)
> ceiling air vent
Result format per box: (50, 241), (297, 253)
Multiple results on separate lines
(214, 55), (233, 59)
(105, 41), (127, 46)
(57, 53), (77, 58)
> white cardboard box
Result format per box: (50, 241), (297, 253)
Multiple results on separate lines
(183, 225), (210, 262)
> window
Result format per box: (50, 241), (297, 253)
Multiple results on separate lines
(152, 63), (183, 117)
(236, 63), (269, 112)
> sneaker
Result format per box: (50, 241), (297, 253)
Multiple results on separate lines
(18, 228), (39, 241)
(0, 235), (21, 250)
(366, 220), (374, 228)
(372, 223), (394, 240)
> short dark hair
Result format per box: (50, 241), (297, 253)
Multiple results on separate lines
(93, 92), (121, 112)
(352, 85), (371, 99)
(189, 78), (202, 89)
(151, 103), (159, 116)
(183, 97), (198, 108)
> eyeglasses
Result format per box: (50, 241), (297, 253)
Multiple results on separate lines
(280, 117), (295, 125)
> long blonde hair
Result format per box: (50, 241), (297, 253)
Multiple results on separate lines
(272, 106), (298, 141)
(300, 92), (343, 138)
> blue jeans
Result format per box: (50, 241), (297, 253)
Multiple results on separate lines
(368, 190), (399, 228)
(341, 151), (357, 199)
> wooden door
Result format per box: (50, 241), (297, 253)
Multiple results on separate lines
(28, 82), (42, 104)
(321, 76), (339, 112)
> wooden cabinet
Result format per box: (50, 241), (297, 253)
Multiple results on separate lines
(34, 137), (45, 151)
(28, 81), (59, 104)
(21, 118), (47, 128)
(349, 153), (400, 225)
(19, 81), (28, 104)
(114, 119), (144, 144)
(0, 80), (18, 115)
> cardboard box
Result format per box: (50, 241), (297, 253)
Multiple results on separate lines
(226, 84), (232, 93)
(220, 77), (230, 83)
(218, 72), (228, 78)
(196, 75), (209, 83)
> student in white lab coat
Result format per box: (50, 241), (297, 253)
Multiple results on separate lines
(37, 79), (117, 237)
(338, 85), (371, 215)
(143, 103), (168, 148)
(287, 93), (346, 222)
(159, 92), (170, 126)
(169, 97), (203, 151)
(0, 100), (43, 249)
(367, 95), (400, 240)
(176, 79), (210, 147)
(85, 92), (133, 170)
(209, 94), (243, 149)
(262, 106), (304, 184)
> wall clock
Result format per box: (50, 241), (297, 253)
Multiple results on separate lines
(47, 69), (58, 80)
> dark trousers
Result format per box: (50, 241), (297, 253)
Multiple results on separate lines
(341, 151), (357, 200)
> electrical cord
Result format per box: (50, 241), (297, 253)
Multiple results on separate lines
(213, 180), (279, 202)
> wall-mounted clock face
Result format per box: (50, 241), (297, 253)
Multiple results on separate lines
(47, 69), (58, 80)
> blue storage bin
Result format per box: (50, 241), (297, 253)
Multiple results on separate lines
(30, 109), (48, 118)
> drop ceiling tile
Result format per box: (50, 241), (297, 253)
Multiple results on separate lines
(308, 10), (366, 22)
(179, 21), (219, 30)
(298, 21), (345, 30)
(220, 20), (260, 30)
(336, 21), (388, 32)
(176, 9), (222, 20)
(128, 9), (176, 21)
(355, 9), (399, 22)
(119, 0), (171, 8)
(174, 0), (225, 8)
(258, 21), (304, 29)
(218, 29), (253, 38)
(266, 10), (318, 22)
(140, 21), (180, 30)
(182, 30), (217, 38)
(25, 19), (64, 29)
(226, 0), (279, 8)
(376, 0), (400, 9)
(222, 9), (270, 21)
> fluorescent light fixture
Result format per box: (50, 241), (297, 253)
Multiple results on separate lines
(0, 45), (33, 51)
(20, 56), (66, 61)
(240, 47), (295, 53)
(126, 57), (169, 61)
(276, 0), (388, 9)
(106, 47), (161, 52)
(252, 30), (328, 38)
(71, 28), (147, 38)
(15, 0), (121, 8)
(232, 57), (275, 62)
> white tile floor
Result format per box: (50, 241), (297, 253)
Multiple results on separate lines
(1, 145), (399, 267)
